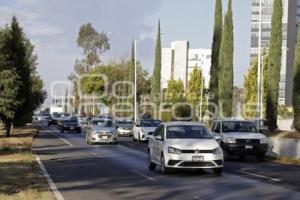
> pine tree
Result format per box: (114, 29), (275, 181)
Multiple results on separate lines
(266, 0), (282, 131)
(293, 25), (300, 131)
(187, 67), (204, 107)
(218, 0), (234, 117)
(209, 0), (222, 110)
(151, 20), (161, 108)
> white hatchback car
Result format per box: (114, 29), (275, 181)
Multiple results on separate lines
(148, 121), (223, 175)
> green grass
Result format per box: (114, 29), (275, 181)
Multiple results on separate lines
(0, 126), (54, 200)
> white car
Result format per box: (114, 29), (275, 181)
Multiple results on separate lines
(115, 119), (133, 136)
(211, 119), (268, 161)
(133, 119), (161, 142)
(86, 118), (118, 145)
(148, 121), (223, 175)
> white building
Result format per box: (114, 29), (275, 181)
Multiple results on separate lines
(161, 40), (211, 91)
(250, 0), (300, 106)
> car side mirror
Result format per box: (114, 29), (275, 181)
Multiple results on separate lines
(154, 135), (162, 141)
(214, 135), (221, 141)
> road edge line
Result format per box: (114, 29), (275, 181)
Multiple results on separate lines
(41, 125), (74, 147)
(36, 156), (65, 200)
(130, 169), (157, 182)
(237, 170), (281, 182)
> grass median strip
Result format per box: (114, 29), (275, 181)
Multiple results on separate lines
(0, 126), (55, 200)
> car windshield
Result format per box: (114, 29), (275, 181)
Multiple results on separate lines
(92, 120), (113, 127)
(166, 125), (213, 139)
(140, 120), (161, 127)
(116, 121), (132, 127)
(222, 121), (258, 133)
(63, 120), (78, 125)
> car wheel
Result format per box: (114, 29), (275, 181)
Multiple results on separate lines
(161, 155), (170, 174)
(213, 168), (223, 176)
(256, 153), (265, 162)
(148, 151), (156, 170)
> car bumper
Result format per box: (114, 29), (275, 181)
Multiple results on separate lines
(62, 127), (81, 132)
(118, 130), (133, 136)
(165, 153), (223, 169)
(91, 135), (118, 143)
(222, 143), (268, 155)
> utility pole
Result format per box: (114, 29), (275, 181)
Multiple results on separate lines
(134, 40), (137, 123)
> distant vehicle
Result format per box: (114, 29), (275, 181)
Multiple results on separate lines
(98, 114), (113, 120)
(37, 113), (51, 121)
(47, 113), (62, 126)
(211, 119), (268, 161)
(133, 119), (161, 142)
(57, 119), (81, 133)
(86, 118), (118, 145)
(115, 119), (133, 136)
(50, 106), (63, 115)
(148, 121), (223, 175)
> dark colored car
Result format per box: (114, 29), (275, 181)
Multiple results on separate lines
(58, 119), (81, 133)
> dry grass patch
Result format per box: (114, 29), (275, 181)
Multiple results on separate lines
(0, 126), (54, 200)
(267, 155), (300, 165)
(267, 130), (300, 140)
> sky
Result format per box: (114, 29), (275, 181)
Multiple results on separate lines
(0, 0), (252, 105)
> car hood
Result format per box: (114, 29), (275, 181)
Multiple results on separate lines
(166, 139), (219, 150)
(222, 132), (266, 139)
(92, 126), (116, 134)
(140, 127), (156, 133)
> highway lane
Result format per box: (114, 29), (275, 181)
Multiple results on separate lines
(33, 122), (300, 200)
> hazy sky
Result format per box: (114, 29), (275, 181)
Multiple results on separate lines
(0, 0), (251, 103)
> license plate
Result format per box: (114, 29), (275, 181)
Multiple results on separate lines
(192, 156), (204, 162)
(245, 145), (253, 149)
(102, 136), (108, 139)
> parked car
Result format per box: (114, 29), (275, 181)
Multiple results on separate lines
(148, 121), (223, 175)
(115, 119), (133, 136)
(57, 119), (81, 133)
(211, 119), (268, 161)
(133, 119), (161, 142)
(86, 118), (118, 145)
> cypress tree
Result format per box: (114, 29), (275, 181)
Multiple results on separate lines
(127, 40), (135, 109)
(151, 20), (162, 108)
(293, 25), (300, 131)
(266, 0), (282, 131)
(209, 0), (222, 111)
(218, 0), (234, 117)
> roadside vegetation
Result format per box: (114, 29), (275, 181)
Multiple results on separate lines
(0, 126), (54, 200)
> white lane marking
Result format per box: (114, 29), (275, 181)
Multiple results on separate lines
(237, 170), (281, 182)
(36, 156), (65, 200)
(41, 126), (74, 147)
(91, 152), (98, 156)
(130, 170), (157, 182)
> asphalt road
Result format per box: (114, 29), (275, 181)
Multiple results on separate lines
(33, 122), (300, 200)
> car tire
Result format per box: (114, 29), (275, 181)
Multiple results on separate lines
(213, 168), (223, 176)
(256, 153), (265, 162)
(148, 151), (156, 170)
(161, 155), (170, 174)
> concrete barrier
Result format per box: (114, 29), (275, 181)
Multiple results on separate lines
(267, 137), (300, 160)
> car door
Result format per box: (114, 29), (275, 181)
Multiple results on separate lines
(152, 124), (164, 163)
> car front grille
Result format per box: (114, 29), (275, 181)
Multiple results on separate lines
(236, 139), (260, 145)
(98, 135), (111, 139)
(181, 149), (213, 154)
(179, 162), (214, 167)
(168, 160), (181, 166)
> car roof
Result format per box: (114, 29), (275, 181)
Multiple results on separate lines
(163, 121), (206, 126)
(214, 118), (254, 123)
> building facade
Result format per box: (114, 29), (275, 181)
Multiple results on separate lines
(161, 40), (211, 91)
(250, 0), (300, 106)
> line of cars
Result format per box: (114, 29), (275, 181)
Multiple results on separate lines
(147, 118), (269, 175)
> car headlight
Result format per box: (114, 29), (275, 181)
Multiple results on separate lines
(212, 147), (222, 154)
(225, 137), (236, 144)
(260, 137), (268, 144)
(168, 147), (182, 154)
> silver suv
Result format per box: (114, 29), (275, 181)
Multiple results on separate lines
(211, 119), (268, 161)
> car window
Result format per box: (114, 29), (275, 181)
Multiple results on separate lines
(92, 120), (113, 127)
(153, 124), (163, 136)
(222, 121), (258, 133)
(215, 122), (221, 133)
(140, 120), (161, 127)
(166, 125), (213, 139)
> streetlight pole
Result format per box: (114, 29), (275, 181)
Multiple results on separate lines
(199, 77), (204, 122)
(257, 0), (263, 126)
(134, 40), (137, 123)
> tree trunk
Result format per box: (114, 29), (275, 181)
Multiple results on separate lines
(5, 121), (13, 137)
